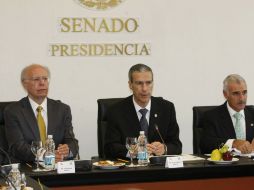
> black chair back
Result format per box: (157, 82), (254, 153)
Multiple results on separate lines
(192, 106), (217, 154)
(97, 98), (123, 158)
(0, 101), (15, 164)
(193, 105), (254, 154)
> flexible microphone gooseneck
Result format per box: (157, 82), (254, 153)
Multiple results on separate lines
(154, 124), (167, 154)
(0, 171), (17, 190)
(68, 128), (80, 160)
(0, 147), (17, 190)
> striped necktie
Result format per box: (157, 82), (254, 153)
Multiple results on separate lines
(139, 108), (149, 136)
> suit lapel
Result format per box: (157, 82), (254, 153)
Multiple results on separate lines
(21, 97), (40, 140)
(244, 108), (254, 141)
(123, 96), (140, 135)
(47, 99), (57, 135)
(220, 103), (236, 138)
(148, 97), (161, 141)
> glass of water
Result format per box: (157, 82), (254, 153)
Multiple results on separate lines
(126, 137), (138, 167)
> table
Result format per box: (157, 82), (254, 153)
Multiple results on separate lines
(23, 156), (254, 190)
(0, 175), (49, 190)
(51, 177), (254, 190)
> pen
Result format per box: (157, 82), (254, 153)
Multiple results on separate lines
(26, 163), (32, 168)
(117, 158), (129, 163)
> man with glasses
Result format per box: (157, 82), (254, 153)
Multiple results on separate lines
(201, 74), (254, 154)
(4, 64), (79, 162)
(104, 63), (182, 159)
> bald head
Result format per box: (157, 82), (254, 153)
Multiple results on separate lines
(21, 64), (50, 104)
(21, 64), (50, 83)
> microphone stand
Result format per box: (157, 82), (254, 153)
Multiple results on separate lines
(154, 124), (167, 154)
(0, 146), (18, 190)
(0, 171), (17, 190)
(68, 128), (80, 160)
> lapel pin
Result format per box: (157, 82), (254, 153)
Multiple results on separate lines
(251, 123), (254, 127)
(154, 114), (157, 118)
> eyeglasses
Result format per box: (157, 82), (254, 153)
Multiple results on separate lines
(133, 80), (153, 86)
(24, 76), (49, 83)
(231, 90), (247, 97)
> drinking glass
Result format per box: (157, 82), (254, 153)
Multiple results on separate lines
(126, 137), (138, 167)
(31, 141), (43, 172)
(20, 173), (26, 188)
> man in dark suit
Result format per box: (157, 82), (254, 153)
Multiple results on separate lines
(201, 74), (254, 154)
(4, 64), (79, 163)
(104, 64), (182, 159)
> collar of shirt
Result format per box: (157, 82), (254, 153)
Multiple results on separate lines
(227, 102), (245, 119)
(28, 97), (48, 130)
(132, 96), (151, 124)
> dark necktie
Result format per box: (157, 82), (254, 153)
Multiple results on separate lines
(139, 108), (149, 136)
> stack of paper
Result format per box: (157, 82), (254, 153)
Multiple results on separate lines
(181, 154), (205, 161)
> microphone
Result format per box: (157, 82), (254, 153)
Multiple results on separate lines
(68, 128), (80, 160)
(0, 171), (17, 190)
(0, 147), (11, 165)
(154, 124), (167, 154)
(0, 148), (17, 190)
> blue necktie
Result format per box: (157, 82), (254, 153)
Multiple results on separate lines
(139, 109), (149, 136)
(233, 112), (245, 140)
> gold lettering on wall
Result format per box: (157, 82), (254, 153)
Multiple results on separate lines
(49, 43), (150, 56)
(50, 17), (151, 57)
(59, 17), (139, 33)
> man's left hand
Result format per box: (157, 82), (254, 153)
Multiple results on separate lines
(147, 141), (166, 156)
(55, 144), (69, 162)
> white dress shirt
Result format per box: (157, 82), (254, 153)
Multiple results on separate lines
(28, 97), (48, 134)
(132, 97), (151, 125)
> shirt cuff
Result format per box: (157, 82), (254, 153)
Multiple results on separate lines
(225, 139), (235, 149)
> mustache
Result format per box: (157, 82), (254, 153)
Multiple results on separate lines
(238, 100), (246, 104)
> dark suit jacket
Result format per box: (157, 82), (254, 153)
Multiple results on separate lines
(0, 126), (9, 165)
(4, 97), (79, 162)
(0, 149), (8, 165)
(104, 96), (182, 159)
(200, 102), (254, 154)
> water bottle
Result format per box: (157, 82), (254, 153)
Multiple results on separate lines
(137, 131), (148, 166)
(44, 135), (56, 170)
(8, 163), (21, 190)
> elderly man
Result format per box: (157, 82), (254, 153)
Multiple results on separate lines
(4, 64), (79, 163)
(201, 74), (254, 154)
(104, 63), (182, 159)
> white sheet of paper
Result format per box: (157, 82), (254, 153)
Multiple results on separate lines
(57, 160), (75, 174)
(165, 156), (183, 168)
(180, 154), (205, 161)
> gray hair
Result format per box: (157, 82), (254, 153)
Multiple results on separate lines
(223, 74), (246, 92)
(128, 63), (153, 82)
(21, 64), (50, 82)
